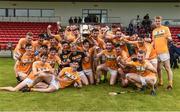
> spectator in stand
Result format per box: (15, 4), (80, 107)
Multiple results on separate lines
(136, 15), (141, 27)
(69, 17), (74, 25)
(78, 17), (82, 24)
(84, 16), (90, 23)
(144, 14), (149, 20)
(142, 13), (152, 33)
(136, 15), (141, 33)
(74, 17), (78, 24)
(169, 41), (179, 69)
(127, 22), (135, 36)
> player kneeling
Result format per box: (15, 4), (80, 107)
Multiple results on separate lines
(96, 41), (118, 85)
(125, 50), (157, 95)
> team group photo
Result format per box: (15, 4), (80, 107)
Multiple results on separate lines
(0, 0), (180, 111)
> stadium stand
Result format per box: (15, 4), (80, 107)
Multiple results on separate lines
(170, 27), (180, 43)
(0, 22), (57, 50)
(0, 22), (180, 51)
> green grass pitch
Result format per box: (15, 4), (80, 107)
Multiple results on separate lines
(0, 58), (180, 111)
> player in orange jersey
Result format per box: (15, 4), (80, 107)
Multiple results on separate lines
(152, 16), (173, 89)
(82, 39), (94, 84)
(23, 61), (82, 93)
(89, 28), (106, 50)
(69, 43), (89, 85)
(115, 43), (131, 87)
(48, 37), (62, 54)
(96, 40), (118, 85)
(13, 32), (34, 61)
(144, 37), (157, 70)
(35, 45), (48, 61)
(33, 34), (49, 52)
(47, 47), (61, 73)
(14, 43), (35, 82)
(47, 22), (65, 43)
(0, 53), (54, 92)
(125, 50), (157, 95)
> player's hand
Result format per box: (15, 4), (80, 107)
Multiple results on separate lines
(57, 21), (60, 25)
(47, 25), (52, 29)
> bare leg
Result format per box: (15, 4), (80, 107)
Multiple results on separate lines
(0, 79), (28, 92)
(96, 64), (107, 84)
(28, 73), (52, 88)
(31, 85), (57, 93)
(34, 82), (49, 89)
(110, 74), (117, 85)
(87, 74), (94, 85)
(14, 61), (18, 77)
(163, 59), (173, 88)
(145, 75), (157, 95)
(0, 87), (15, 92)
(80, 75), (89, 85)
(118, 68), (129, 87)
(126, 73), (143, 88)
(109, 69), (118, 85)
(157, 61), (163, 86)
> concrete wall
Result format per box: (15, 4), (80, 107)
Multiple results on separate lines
(0, 1), (180, 26)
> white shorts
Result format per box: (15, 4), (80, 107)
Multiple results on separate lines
(139, 75), (157, 85)
(126, 73), (157, 86)
(50, 75), (60, 90)
(83, 69), (93, 76)
(157, 53), (170, 62)
(107, 68), (118, 76)
(149, 58), (158, 65)
(78, 71), (86, 77)
(24, 78), (33, 85)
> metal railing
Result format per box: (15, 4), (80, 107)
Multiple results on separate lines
(60, 16), (122, 26)
(0, 16), (61, 23)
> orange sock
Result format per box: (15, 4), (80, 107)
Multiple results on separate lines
(168, 80), (173, 87)
(158, 79), (163, 85)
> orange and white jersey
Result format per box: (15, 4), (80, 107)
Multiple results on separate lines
(28, 61), (52, 80)
(152, 25), (171, 54)
(127, 60), (156, 77)
(16, 52), (35, 74)
(101, 49), (118, 70)
(58, 67), (81, 89)
(47, 54), (61, 68)
(126, 60), (146, 74)
(13, 38), (34, 60)
(13, 38), (27, 60)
